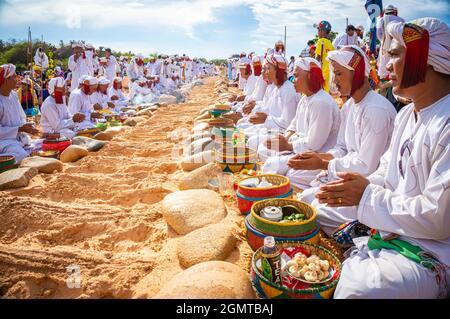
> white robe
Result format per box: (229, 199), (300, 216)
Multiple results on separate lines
(0, 91), (29, 163)
(129, 83), (155, 105)
(335, 94), (450, 299)
(68, 89), (96, 131)
(40, 96), (76, 139)
(89, 91), (110, 110)
(243, 74), (257, 98)
(104, 55), (118, 82)
(246, 75), (267, 103)
(236, 84), (275, 129)
(108, 87), (129, 111)
(332, 34), (360, 49)
(245, 80), (298, 138)
(34, 51), (49, 70)
(68, 54), (91, 92)
(127, 62), (145, 80)
(300, 90), (397, 232)
(263, 90), (341, 189)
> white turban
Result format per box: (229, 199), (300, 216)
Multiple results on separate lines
(97, 76), (110, 85)
(265, 53), (288, 73)
(327, 45), (370, 76)
(78, 74), (90, 86)
(265, 48), (275, 56)
(113, 77), (123, 83)
(0, 64), (16, 87)
(386, 17), (450, 75)
(239, 57), (252, 68)
(252, 55), (262, 64)
(294, 57), (321, 71)
(85, 43), (94, 50)
(81, 76), (98, 86)
(48, 77), (65, 95)
(72, 41), (84, 49)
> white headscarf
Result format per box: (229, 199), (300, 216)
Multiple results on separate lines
(294, 57), (321, 71)
(386, 17), (450, 75)
(78, 74), (90, 86)
(0, 64), (16, 87)
(265, 53), (288, 73)
(48, 77), (65, 95)
(72, 41), (84, 49)
(252, 55), (262, 64)
(326, 45), (370, 76)
(97, 76), (110, 85)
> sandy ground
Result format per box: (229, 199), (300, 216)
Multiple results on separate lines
(0, 76), (254, 298)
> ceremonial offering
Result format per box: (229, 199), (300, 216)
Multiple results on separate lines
(76, 128), (101, 137)
(285, 252), (334, 284)
(0, 155), (15, 169)
(245, 199), (320, 250)
(236, 174), (292, 215)
(42, 137), (72, 153)
(208, 109), (229, 118)
(251, 241), (341, 299)
(207, 118), (234, 128)
(260, 206), (283, 222)
(0, 155), (17, 173)
(37, 150), (59, 159)
(214, 146), (257, 173)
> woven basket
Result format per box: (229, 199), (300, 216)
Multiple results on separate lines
(236, 175), (292, 214)
(249, 199), (318, 236)
(245, 215), (320, 251)
(207, 118), (234, 128)
(76, 128), (101, 137)
(251, 241), (341, 299)
(42, 138), (72, 153)
(0, 155), (16, 169)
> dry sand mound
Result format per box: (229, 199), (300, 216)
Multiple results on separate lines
(0, 77), (254, 299)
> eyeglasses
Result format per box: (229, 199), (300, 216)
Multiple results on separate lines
(398, 138), (413, 179)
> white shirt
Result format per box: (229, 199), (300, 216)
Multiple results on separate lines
(104, 55), (118, 81)
(68, 54), (91, 92)
(40, 96), (75, 134)
(68, 88), (94, 118)
(246, 75), (267, 103)
(108, 86), (129, 107)
(264, 80), (299, 131)
(243, 74), (257, 97)
(358, 94), (450, 266)
(287, 89), (341, 154)
(0, 91), (26, 145)
(89, 91), (110, 110)
(328, 90), (397, 177)
(333, 33), (360, 49)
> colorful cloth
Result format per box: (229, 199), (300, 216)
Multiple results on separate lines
(315, 38), (334, 92)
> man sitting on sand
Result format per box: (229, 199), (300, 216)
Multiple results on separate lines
(68, 75), (102, 131)
(261, 57), (341, 189)
(40, 77), (77, 139)
(108, 77), (129, 112)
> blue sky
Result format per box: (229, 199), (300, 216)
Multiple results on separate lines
(1, 0), (449, 59)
